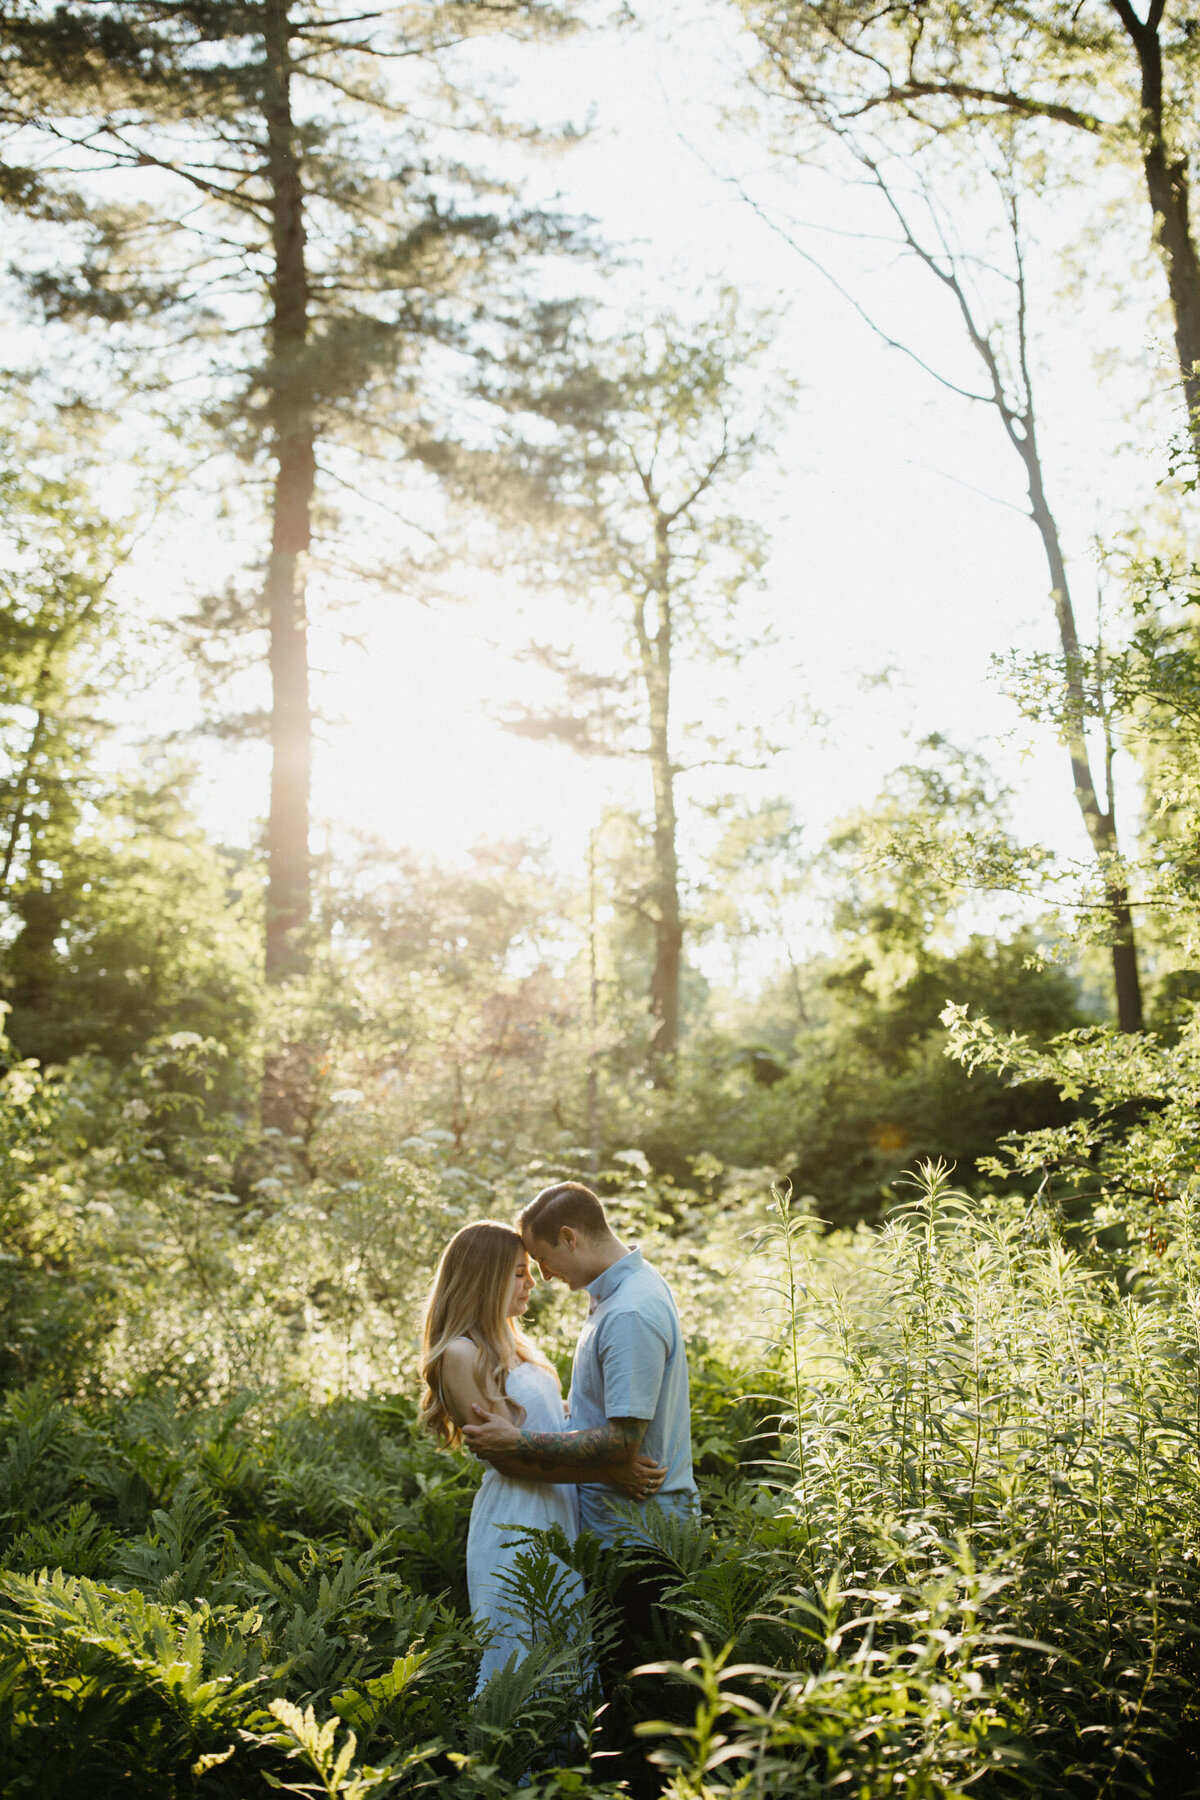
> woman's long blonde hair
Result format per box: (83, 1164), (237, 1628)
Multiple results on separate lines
(419, 1220), (556, 1447)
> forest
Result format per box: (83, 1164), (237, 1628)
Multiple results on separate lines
(4, 0), (1200, 1794)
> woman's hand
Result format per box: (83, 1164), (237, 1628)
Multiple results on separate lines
(608, 1451), (668, 1502)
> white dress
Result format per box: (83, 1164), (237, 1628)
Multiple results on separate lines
(467, 1360), (581, 1691)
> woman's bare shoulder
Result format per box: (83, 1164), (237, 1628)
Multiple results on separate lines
(438, 1337), (483, 1428)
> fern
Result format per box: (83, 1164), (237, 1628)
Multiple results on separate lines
(468, 1640), (595, 1784)
(0, 1383), (69, 1521)
(3, 1500), (120, 1578)
(0, 1569), (265, 1793)
(494, 1542), (592, 1654)
(116, 1472), (228, 1599)
(604, 1502), (715, 1576)
(247, 1697), (415, 1798)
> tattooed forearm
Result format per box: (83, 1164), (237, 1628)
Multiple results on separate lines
(515, 1417), (648, 1478)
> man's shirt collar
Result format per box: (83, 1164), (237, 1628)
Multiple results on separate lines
(585, 1244), (642, 1312)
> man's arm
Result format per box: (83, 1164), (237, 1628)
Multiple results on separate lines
(463, 1408), (657, 1491)
(512, 1415), (648, 1479)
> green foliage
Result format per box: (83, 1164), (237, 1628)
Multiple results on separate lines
(0, 436), (258, 1071)
(636, 1620), (1016, 1800)
(627, 929), (1082, 1221)
(0, 1001), (520, 1394)
(7, 6), (1200, 1795)
(6, 1136), (1200, 1794)
(594, 739), (1087, 1219)
(0, 439), (124, 850)
(0, 1570), (263, 1796)
(5, 770), (260, 1070)
(735, 1165), (1200, 1793)
(0, 1383), (484, 1797)
(944, 1000), (1200, 1270)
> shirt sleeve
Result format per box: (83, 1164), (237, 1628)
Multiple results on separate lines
(596, 1306), (669, 1422)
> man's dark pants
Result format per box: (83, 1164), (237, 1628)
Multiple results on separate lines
(590, 1550), (677, 1798)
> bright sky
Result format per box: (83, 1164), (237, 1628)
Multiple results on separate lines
(113, 1), (1183, 968)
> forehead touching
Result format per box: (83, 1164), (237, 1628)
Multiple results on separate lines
(522, 1224), (560, 1254)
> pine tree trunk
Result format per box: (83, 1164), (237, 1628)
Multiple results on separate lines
(261, 0), (315, 981)
(637, 515), (683, 1085)
(586, 829), (602, 1169)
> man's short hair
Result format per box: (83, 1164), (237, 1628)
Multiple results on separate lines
(519, 1181), (609, 1246)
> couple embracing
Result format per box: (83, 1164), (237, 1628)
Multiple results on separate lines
(419, 1180), (697, 1704)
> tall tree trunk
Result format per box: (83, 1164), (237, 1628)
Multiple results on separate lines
(1110, 1), (1200, 457)
(635, 512), (683, 1084)
(875, 159), (1145, 1028)
(1019, 410), (1144, 1031)
(259, 0), (316, 1134)
(262, 0), (315, 981)
(918, 169), (1148, 1032)
(1105, 883), (1143, 1034)
(586, 826), (602, 1169)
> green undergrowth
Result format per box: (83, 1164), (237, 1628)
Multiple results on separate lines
(4, 1166), (1200, 1797)
(0, 1357), (767, 1799)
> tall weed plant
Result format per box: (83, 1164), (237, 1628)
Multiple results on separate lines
(683, 1160), (1200, 1796)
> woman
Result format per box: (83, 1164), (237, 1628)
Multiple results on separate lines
(420, 1219), (664, 1690)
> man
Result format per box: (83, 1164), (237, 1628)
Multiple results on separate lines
(464, 1180), (696, 1530)
(463, 1180), (697, 1736)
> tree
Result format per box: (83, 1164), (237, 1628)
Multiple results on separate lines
(737, 0), (1200, 455)
(0, 444), (123, 880)
(7, 771), (259, 1069)
(624, 742), (1086, 1218)
(0, 439), (126, 1036)
(290, 838), (581, 1162)
(721, 742), (1083, 1220)
(496, 299), (785, 1080)
(0, 0), (581, 978)
(724, 17), (1148, 1024)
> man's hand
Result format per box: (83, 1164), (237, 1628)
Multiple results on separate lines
(606, 1451), (668, 1501)
(462, 1404), (522, 1462)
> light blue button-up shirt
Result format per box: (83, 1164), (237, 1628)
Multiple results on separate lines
(567, 1246), (698, 1543)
